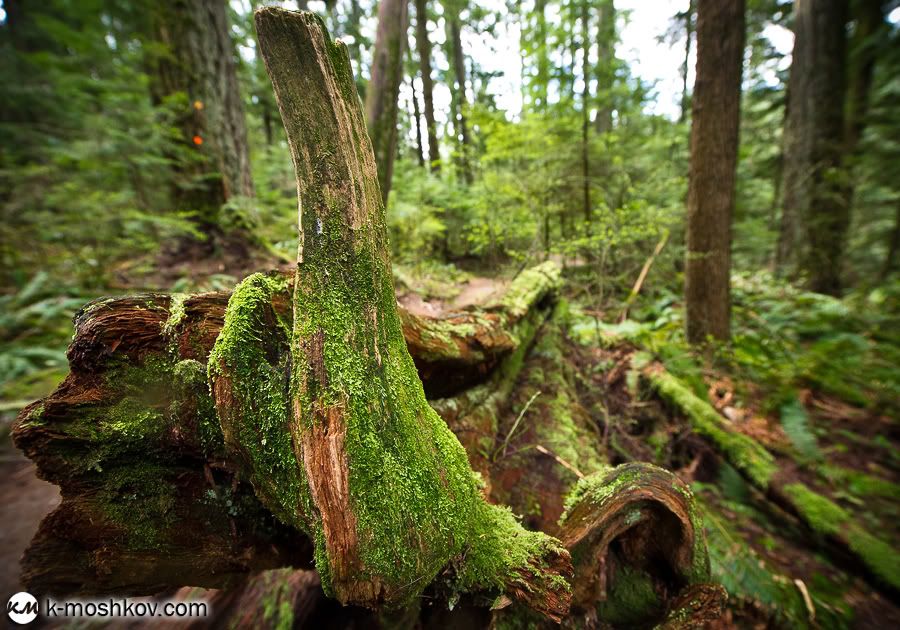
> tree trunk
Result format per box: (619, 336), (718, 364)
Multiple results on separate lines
(147, 0), (254, 247)
(448, 17), (473, 184)
(415, 0), (441, 172)
(684, 0), (744, 344)
(410, 71), (425, 166)
(882, 203), (900, 280)
(364, 0), (408, 204)
(838, 0), (887, 263)
(594, 0), (615, 133)
(778, 0), (849, 294)
(679, 0), (695, 125)
(581, 1), (591, 229)
(802, 0), (850, 295)
(535, 0), (550, 111)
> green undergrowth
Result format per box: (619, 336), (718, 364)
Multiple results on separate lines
(700, 493), (851, 628)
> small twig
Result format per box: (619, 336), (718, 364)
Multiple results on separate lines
(495, 390), (542, 459)
(535, 444), (584, 479)
(793, 578), (816, 623)
(620, 229), (670, 322)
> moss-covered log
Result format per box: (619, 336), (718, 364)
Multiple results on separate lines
(403, 261), (561, 398)
(11, 264), (561, 597)
(558, 463), (716, 627)
(645, 363), (900, 597)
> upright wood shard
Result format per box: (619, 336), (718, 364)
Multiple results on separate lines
(253, 8), (571, 616)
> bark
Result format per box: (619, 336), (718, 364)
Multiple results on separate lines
(684, 0), (744, 344)
(415, 0), (441, 172)
(448, 17), (473, 184)
(801, 0), (850, 295)
(147, 0), (255, 246)
(365, 0), (408, 204)
(882, 204), (900, 280)
(594, 0), (615, 133)
(559, 464), (713, 619)
(778, 0), (849, 294)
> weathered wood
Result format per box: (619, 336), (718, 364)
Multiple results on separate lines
(251, 8), (570, 616)
(558, 463), (712, 626)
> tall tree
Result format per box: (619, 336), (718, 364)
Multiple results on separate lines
(840, 0), (889, 250)
(580, 0), (591, 226)
(410, 72), (426, 166)
(147, 0), (254, 252)
(414, 0), (440, 172)
(778, 0), (849, 294)
(684, 0), (745, 344)
(594, 0), (616, 133)
(447, 15), (473, 184)
(365, 0), (408, 203)
(679, 1), (695, 124)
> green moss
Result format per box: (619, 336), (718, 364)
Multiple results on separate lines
(648, 369), (778, 488)
(96, 464), (179, 550)
(596, 566), (663, 626)
(172, 358), (223, 455)
(495, 262), (561, 319)
(781, 483), (900, 589)
(208, 272), (309, 533)
(847, 528), (900, 589)
(163, 293), (187, 339)
(781, 483), (848, 537)
(821, 465), (900, 500)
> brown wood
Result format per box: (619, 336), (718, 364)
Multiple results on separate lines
(684, 0), (744, 343)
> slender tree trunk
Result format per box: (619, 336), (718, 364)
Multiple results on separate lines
(779, 0), (849, 294)
(581, 0), (591, 228)
(414, 0), (440, 172)
(449, 17), (473, 184)
(800, 0), (850, 295)
(679, 0), (694, 124)
(365, 0), (408, 204)
(147, 0), (254, 247)
(882, 204), (900, 280)
(535, 0), (550, 111)
(838, 0), (887, 254)
(594, 0), (615, 133)
(685, 0), (745, 344)
(410, 73), (425, 166)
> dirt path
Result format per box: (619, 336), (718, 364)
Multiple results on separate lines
(0, 436), (60, 601)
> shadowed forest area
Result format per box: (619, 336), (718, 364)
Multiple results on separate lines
(1, 0), (899, 628)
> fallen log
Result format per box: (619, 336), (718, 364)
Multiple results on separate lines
(645, 362), (900, 597)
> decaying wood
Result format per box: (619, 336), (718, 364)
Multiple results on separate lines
(559, 464), (710, 616)
(254, 8), (570, 615)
